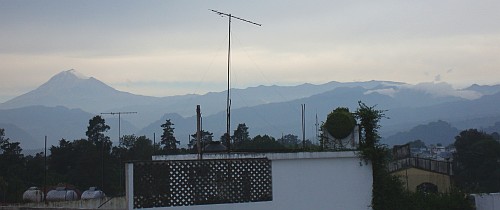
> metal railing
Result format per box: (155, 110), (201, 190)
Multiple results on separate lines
(388, 157), (453, 175)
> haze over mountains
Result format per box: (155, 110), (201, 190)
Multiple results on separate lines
(1, 69), (500, 149)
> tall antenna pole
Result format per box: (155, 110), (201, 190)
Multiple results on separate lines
(100, 111), (136, 193)
(100, 112), (138, 143)
(302, 104), (306, 149)
(315, 113), (319, 145)
(44, 135), (47, 203)
(210, 9), (261, 152)
(227, 13), (231, 153)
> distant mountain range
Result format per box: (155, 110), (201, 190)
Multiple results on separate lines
(1, 69), (500, 149)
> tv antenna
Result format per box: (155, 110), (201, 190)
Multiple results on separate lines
(210, 9), (261, 152)
(100, 111), (137, 142)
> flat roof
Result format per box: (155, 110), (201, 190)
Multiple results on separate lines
(152, 151), (360, 161)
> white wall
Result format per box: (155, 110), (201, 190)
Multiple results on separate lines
(127, 151), (373, 210)
(471, 193), (500, 210)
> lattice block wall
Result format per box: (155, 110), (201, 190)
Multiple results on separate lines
(133, 158), (272, 208)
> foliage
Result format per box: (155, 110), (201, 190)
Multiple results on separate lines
(277, 134), (300, 149)
(85, 115), (110, 145)
(355, 102), (385, 150)
(353, 102), (472, 209)
(117, 135), (154, 161)
(160, 119), (179, 153)
(453, 129), (500, 193)
(324, 107), (356, 139)
(0, 128), (27, 203)
(188, 130), (213, 150)
(237, 135), (285, 151)
(404, 190), (472, 210)
(49, 116), (116, 195)
(232, 123), (250, 148)
(355, 102), (405, 210)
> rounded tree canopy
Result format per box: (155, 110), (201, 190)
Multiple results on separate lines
(324, 107), (356, 139)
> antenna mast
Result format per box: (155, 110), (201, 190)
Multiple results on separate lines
(100, 112), (138, 142)
(100, 111), (137, 194)
(210, 9), (261, 152)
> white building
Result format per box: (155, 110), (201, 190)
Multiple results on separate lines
(125, 151), (373, 210)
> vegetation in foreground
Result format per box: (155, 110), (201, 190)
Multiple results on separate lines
(1, 101), (498, 209)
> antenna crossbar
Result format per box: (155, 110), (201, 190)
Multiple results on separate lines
(210, 9), (262, 26)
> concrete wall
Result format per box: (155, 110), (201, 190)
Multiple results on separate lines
(470, 193), (500, 210)
(128, 151), (373, 210)
(392, 167), (451, 193)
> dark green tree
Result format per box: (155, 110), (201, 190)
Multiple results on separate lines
(324, 107), (356, 139)
(24, 152), (46, 190)
(49, 116), (114, 194)
(86, 115), (111, 145)
(277, 134), (300, 149)
(232, 123), (250, 148)
(117, 135), (154, 161)
(355, 102), (404, 210)
(85, 115), (113, 192)
(160, 119), (179, 153)
(0, 128), (26, 203)
(49, 139), (76, 178)
(189, 130), (213, 150)
(453, 129), (500, 193)
(238, 135), (285, 151)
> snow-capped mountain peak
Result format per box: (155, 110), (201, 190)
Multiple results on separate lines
(66, 69), (90, 80)
(0, 69), (156, 113)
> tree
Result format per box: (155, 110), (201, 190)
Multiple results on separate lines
(0, 128), (26, 203)
(160, 119), (179, 153)
(355, 102), (385, 149)
(117, 135), (154, 161)
(355, 102), (403, 210)
(277, 134), (300, 149)
(232, 123), (250, 148)
(324, 107), (356, 139)
(49, 116), (114, 194)
(453, 129), (500, 193)
(188, 130), (213, 150)
(86, 115), (111, 145)
(238, 135), (285, 151)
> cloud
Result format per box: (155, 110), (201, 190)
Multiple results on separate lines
(364, 88), (398, 97)
(406, 82), (482, 100)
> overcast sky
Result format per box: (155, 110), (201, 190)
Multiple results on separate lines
(1, 0), (500, 102)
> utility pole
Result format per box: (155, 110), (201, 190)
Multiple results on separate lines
(301, 104), (306, 149)
(210, 9), (261, 152)
(100, 112), (137, 142)
(196, 105), (202, 160)
(44, 136), (47, 204)
(100, 111), (136, 193)
(315, 113), (319, 145)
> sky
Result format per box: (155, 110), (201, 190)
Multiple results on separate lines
(1, 0), (500, 103)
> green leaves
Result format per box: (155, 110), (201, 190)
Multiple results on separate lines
(453, 129), (500, 193)
(324, 107), (356, 139)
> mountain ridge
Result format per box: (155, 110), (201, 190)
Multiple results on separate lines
(2, 70), (500, 148)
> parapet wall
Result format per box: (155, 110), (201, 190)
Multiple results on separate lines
(128, 151), (373, 210)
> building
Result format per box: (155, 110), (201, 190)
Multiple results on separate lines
(125, 151), (373, 210)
